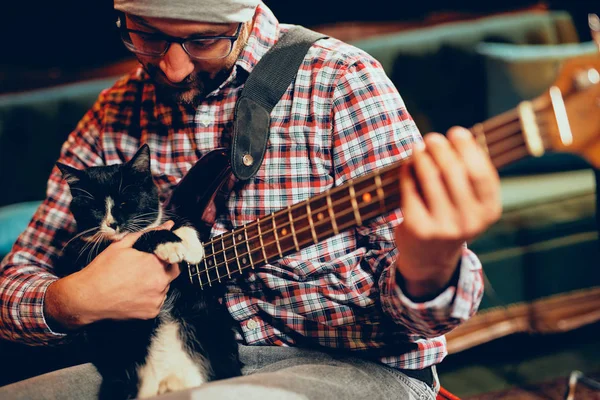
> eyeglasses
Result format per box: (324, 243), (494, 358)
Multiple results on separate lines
(116, 16), (242, 60)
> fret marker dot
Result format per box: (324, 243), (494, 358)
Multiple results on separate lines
(281, 228), (287, 236)
(242, 258), (247, 264)
(237, 234), (243, 241)
(317, 213), (324, 221)
(208, 260), (213, 266)
(363, 192), (371, 202)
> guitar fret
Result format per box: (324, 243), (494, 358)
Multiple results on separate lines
(221, 235), (231, 279)
(271, 214), (284, 258)
(374, 173), (385, 211)
(211, 241), (221, 283)
(187, 261), (201, 289)
(256, 217), (269, 264)
(287, 205), (300, 252)
(326, 194), (339, 235)
(518, 100), (545, 157)
(232, 232), (243, 274)
(203, 258), (212, 287)
(243, 227), (255, 270)
(306, 202), (319, 244)
(348, 181), (362, 226)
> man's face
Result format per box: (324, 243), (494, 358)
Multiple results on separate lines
(125, 14), (252, 106)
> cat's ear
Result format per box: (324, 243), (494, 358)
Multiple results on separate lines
(127, 144), (151, 174)
(56, 162), (83, 186)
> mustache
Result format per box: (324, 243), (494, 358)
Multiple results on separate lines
(145, 64), (201, 87)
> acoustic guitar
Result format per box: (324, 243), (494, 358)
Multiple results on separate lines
(165, 55), (600, 290)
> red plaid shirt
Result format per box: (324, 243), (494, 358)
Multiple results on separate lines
(0, 4), (484, 371)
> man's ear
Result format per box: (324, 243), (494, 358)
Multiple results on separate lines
(127, 144), (151, 174)
(56, 162), (83, 186)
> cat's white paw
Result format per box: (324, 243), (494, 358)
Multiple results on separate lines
(154, 242), (186, 264)
(173, 226), (204, 264)
(158, 375), (185, 394)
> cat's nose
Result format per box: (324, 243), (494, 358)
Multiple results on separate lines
(108, 221), (118, 230)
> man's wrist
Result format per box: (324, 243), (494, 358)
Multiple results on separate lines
(395, 257), (462, 302)
(44, 274), (92, 332)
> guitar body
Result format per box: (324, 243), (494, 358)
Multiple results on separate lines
(165, 148), (234, 242)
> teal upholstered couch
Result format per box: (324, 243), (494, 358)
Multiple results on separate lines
(0, 10), (598, 359)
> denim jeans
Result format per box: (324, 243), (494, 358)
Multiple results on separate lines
(0, 344), (438, 400)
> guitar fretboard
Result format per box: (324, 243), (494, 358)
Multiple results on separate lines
(189, 162), (402, 288)
(188, 96), (553, 289)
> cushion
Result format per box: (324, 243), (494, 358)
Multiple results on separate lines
(0, 77), (119, 208)
(0, 200), (41, 260)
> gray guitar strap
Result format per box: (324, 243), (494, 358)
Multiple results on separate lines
(231, 26), (328, 180)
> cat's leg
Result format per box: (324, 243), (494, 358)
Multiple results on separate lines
(133, 227), (204, 264)
(133, 230), (186, 264)
(170, 225), (204, 264)
(136, 318), (209, 398)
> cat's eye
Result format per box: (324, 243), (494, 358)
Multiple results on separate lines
(120, 201), (127, 207)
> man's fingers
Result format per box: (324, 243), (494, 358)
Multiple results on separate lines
(165, 263), (181, 283)
(411, 139), (453, 217)
(115, 230), (147, 248)
(424, 132), (476, 209)
(398, 162), (434, 239)
(115, 220), (175, 248)
(158, 220), (175, 231)
(447, 127), (500, 207)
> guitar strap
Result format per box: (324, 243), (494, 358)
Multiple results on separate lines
(231, 26), (328, 181)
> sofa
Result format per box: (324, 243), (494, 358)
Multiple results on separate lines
(0, 9), (598, 368)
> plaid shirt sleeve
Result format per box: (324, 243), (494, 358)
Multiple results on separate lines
(331, 55), (484, 338)
(0, 93), (106, 345)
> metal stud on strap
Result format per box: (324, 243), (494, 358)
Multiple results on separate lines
(242, 154), (254, 167)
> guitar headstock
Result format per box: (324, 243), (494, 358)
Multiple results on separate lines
(539, 54), (600, 168)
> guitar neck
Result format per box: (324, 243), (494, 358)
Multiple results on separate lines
(189, 101), (549, 289)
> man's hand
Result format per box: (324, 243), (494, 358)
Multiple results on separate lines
(45, 221), (180, 331)
(394, 127), (502, 299)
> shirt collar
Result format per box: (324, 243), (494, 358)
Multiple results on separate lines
(234, 3), (280, 75)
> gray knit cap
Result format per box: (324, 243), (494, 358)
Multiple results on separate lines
(114, 0), (260, 23)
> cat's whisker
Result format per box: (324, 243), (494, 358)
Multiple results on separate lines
(62, 226), (100, 250)
(78, 232), (103, 264)
(70, 187), (95, 199)
(85, 233), (106, 265)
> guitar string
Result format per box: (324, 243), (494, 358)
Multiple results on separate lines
(201, 124), (534, 254)
(195, 176), (401, 279)
(477, 95), (547, 140)
(195, 204), (400, 286)
(193, 142), (536, 283)
(192, 108), (550, 283)
(199, 134), (537, 272)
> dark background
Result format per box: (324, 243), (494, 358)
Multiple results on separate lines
(0, 1), (598, 71)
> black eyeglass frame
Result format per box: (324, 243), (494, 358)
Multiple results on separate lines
(116, 15), (243, 60)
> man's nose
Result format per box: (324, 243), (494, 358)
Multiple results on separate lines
(158, 44), (195, 83)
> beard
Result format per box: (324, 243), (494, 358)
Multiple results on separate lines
(143, 63), (230, 107)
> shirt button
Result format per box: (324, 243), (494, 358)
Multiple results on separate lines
(246, 318), (259, 330)
(199, 116), (211, 127)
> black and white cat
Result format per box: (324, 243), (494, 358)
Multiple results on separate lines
(55, 144), (241, 399)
